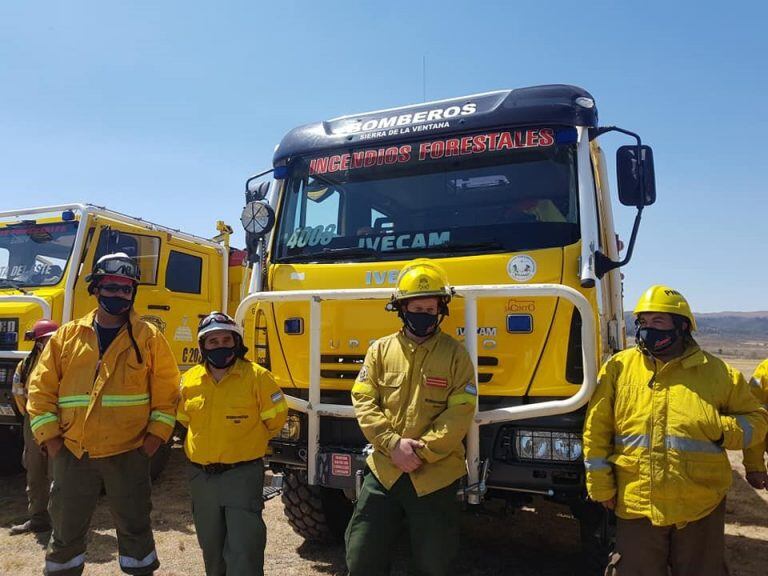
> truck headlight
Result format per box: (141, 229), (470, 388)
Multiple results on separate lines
(515, 429), (582, 462)
(277, 414), (301, 442)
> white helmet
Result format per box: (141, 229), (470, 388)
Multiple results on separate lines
(197, 312), (243, 342)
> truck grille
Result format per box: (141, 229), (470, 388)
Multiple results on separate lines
(320, 354), (497, 383)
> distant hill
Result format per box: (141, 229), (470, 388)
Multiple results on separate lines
(624, 312), (768, 341)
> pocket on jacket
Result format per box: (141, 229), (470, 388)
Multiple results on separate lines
(381, 372), (404, 388)
(684, 459), (729, 489)
(379, 371), (404, 409)
(123, 359), (149, 391)
(610, 454), (640, 482)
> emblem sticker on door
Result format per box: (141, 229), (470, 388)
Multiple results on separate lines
(507, 255), (537, 282)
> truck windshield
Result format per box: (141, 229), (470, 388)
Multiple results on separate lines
(0, 221), (79, 287)
(274, 128), (579, 262)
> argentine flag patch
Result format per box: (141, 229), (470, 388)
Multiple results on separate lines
(271, 391), (284, 403)
(465, 383), (477, 395)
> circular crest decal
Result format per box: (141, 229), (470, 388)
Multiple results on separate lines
(507, 255), (537, 282)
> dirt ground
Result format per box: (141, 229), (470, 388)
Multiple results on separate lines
(1, 357), (765, 576)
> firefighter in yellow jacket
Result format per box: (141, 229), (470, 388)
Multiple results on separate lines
(583, 285), (768, 576)
(27, 253), (180, 576)
(346, 260), (477, 576)
(744, 358), (768, 489)
(9, 319), (58, 535)
(177, 311), (287, 576)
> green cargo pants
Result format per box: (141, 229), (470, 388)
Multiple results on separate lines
(22, 414), (51, 526)
(345, 471), (461, 576)
(188, 459), (267, 576)
(45, 447), (159, 576)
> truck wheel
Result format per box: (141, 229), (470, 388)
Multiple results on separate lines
(281, 471), (352, 542)
(0, 426), (24, 476)
(571, 500), (615, 576)
(149, 440), (172, 481)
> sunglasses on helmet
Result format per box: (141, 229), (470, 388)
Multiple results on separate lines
(98, 259), (139, 278)
(198, 312), (237, 330)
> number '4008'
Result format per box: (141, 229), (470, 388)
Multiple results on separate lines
(286, 225), (336, 248)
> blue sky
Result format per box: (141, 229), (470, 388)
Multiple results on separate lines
(1, 1), (765, 312)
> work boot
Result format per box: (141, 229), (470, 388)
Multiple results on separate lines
(9, 519), (51, 535)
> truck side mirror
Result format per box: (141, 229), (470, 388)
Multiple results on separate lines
(617, 145), (656, 207)
(246, 179), (271, 203)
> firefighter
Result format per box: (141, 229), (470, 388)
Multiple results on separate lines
(9, 319), (59, 535)
(27, 252), (180, 576)
(744, 358), (768, 489)
(583, 285), (768, 576)
(177, 311), (287, 576)
(346, 259), (477, 576)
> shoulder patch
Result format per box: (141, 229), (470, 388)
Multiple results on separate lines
(356, 366), (369, 382)
(465, 382), (477, 395)
(271, 391), (284, 404)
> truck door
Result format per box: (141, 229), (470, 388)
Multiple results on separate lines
(161, 242), (219, 371)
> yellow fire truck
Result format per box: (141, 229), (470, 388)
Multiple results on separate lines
(234, 84), (656, 573)
(0, 203), (246, 476)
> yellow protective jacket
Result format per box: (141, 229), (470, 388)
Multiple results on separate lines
(26, 309), (180, 458)
(351, 330), (477, 496)
(177, 358), (288, 465)
(743, 358), (768, 473)
(584, 344), (768, 527)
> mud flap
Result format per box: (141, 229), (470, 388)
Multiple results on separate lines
(316, 449), (367, 490)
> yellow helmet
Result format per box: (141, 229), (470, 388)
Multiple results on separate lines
(391, 259), (452, 305)
(633, 285), (697, 332)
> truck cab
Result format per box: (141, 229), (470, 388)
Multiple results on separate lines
(238, 84), (656, 568)
(0, 204), (242, 475)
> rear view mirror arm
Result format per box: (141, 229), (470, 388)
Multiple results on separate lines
(590, 126), (647, 278)
(595, 205), (643, 278)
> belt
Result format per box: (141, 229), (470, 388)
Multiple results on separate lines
(192, 458), (261, 474)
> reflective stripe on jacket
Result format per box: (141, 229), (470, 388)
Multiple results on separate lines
(351, 330), (476, 497)
(583, 344), (768, 527)
(743, 358), (768, 473)
(26, 309), (180, 458)
(177, 358), (288, 465)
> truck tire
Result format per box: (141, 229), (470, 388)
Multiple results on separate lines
(149, 439), (172, 481)
(281, 471), (353, 542)
(0, 426), (24, 476)
(571, 499), (615, 576)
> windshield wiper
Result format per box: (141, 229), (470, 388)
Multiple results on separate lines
(0, 279), (29, 294)
(275, 246), (380, 263)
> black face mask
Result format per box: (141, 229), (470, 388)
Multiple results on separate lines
(637, 327), (679, 355)
(98, 295), (131, 316)
(202, 346), (237, 369)
(403, 311), (439, 338)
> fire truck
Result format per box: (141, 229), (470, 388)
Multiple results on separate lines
(0, 204), (246, 476)
(234, 84), (656, 573)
